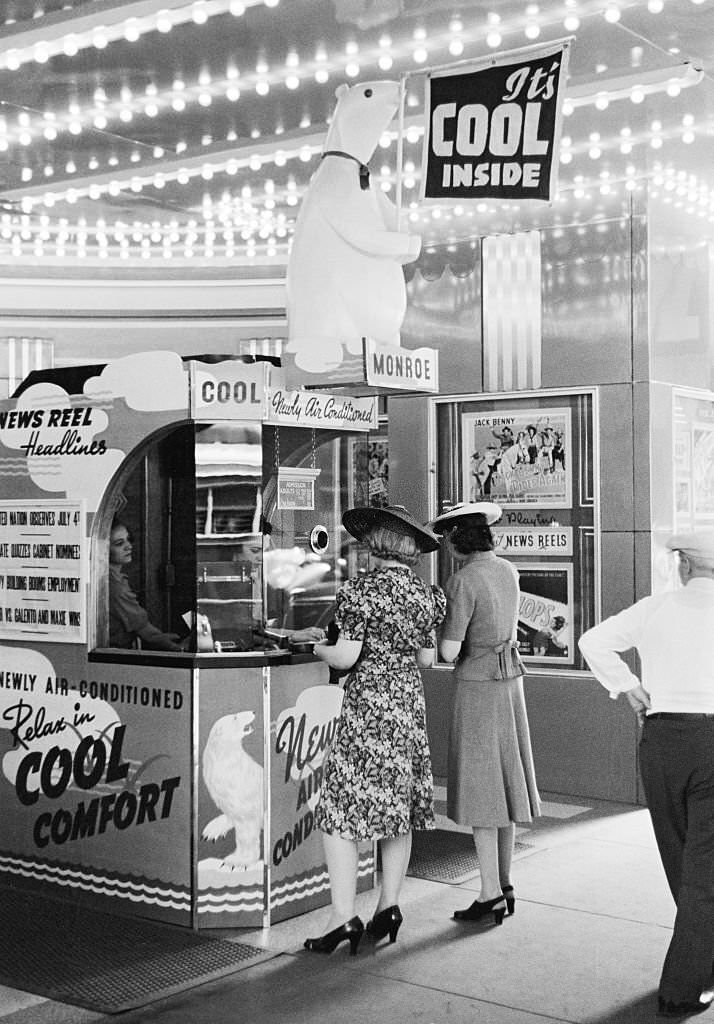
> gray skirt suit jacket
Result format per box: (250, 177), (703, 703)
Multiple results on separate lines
(441, 550), (541, 827)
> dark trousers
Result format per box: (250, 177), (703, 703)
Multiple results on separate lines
(639, 717), (714, 1002)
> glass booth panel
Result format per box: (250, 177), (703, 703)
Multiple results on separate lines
(195, 422), (264, 653)
(261, 426), (368, 638)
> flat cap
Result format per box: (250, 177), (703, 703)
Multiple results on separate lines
(666, 529), (714, 561)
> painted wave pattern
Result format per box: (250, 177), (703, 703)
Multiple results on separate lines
(0, 457), (63, 477)
(0, 851), (191, 910)
(271, 855), (375, 909)
(197, 884), (265, 916)
(195, 854), (375, 916)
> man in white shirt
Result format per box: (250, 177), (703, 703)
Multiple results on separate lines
(579, 531), (714, 1018)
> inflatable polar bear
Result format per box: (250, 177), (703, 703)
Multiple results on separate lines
(286, 80), (422, 373)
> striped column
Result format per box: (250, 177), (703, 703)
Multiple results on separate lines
(0, 336), (55, 397)
(482, 231), (542, 392)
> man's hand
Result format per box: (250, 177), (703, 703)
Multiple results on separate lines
(624, 684), (651, 725)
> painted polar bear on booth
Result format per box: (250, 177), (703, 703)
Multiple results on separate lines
(286, 80), (422, 372)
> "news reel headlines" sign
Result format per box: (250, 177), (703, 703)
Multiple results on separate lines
(420, 40), (571, 203)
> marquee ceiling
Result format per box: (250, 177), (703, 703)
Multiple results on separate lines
(0, 0), (712, 264)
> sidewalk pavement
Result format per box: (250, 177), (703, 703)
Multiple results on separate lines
(0, 788), (696, 1024)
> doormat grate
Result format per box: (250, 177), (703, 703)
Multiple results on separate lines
(0, 886), (277, 1015)
(407, 829), (532, 884)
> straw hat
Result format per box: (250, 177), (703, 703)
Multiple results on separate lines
(342, 504), (441, 553)
(429, 501), (503, 534)
(666, 530), (714, 562)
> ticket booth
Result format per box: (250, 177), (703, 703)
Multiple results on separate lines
(0, 351), (378, 928)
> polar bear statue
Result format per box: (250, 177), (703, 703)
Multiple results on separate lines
(285, 80), (422, 373)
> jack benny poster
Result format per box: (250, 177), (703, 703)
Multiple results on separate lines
(462, 407), (570, 509)
(421, 39), (571, 202)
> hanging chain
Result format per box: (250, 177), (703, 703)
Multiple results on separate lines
(310, 428), (317, 470)
(274, 425), (280, 472)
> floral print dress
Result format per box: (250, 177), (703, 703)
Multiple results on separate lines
(315, 566), (447, 841)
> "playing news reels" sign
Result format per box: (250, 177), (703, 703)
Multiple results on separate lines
(420, 39), (571, 203)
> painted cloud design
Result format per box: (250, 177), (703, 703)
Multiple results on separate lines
(83, 351), (188, 412)
(0, 382), (124, 510)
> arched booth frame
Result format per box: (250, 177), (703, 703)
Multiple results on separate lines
(0, 351), (377, 929)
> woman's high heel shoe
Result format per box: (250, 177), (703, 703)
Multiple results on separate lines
(366, 905), (403, 944)
(501, 884), (515, 916)
(304, 916), (364, 955)
(453, 895), (507, 925)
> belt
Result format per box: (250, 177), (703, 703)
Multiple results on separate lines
(646, 712), (714, 721)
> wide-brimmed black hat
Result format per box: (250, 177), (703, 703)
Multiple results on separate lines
(342, 504), (441, 553)
(429, 501), (503, 533)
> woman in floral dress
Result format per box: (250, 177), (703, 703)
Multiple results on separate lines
(304, 505), (446, 956)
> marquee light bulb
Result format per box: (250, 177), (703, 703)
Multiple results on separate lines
(604, 4), (621, 22)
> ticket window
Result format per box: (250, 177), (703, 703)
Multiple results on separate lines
(94, 424), (197, 652)
(94, 422), (373, 654)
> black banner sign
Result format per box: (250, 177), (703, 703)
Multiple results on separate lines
(420, 41), (571, 202)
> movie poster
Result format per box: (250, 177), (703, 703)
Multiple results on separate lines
(462, 407), (571, 508)
(692, 425), (714, 519)
(348, 435), (389, 509)
(516, 563), (573, 664)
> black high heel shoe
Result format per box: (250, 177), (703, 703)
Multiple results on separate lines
(366, 905), (403, 944)
(453, 895), (507, 925)
(501, 884), (515, 916)
(304, 916), (364, 955)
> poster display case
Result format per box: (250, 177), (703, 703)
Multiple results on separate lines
(0, 351), (379, 929)
(431, 388), (598, 671)
(672, 387), (714, 530)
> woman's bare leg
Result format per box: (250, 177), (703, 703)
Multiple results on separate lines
(322, 831), (359, 930)
(378, 832), (412, 911)
(472, 826), (503, 901)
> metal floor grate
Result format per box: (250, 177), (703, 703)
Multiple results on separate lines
(407, 830), (532, 884)
(0, 886), (275, 1014)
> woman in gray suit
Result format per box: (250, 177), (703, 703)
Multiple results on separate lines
(431, 502), (540, 925)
